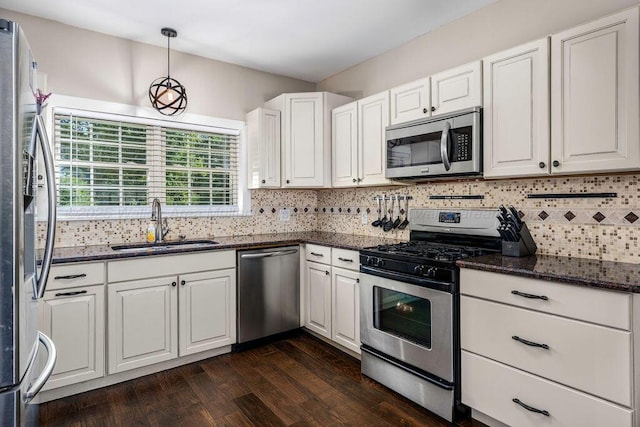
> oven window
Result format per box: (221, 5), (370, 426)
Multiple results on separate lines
(373, 286), (431, 349)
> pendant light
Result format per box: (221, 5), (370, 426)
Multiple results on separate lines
(149, 27), (187, 116)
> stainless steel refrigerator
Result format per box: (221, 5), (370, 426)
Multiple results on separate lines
(0, 19), (57, 426)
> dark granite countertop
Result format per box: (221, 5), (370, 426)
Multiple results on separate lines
(457, 253), (640, 293)
(43, 231), (405, 264)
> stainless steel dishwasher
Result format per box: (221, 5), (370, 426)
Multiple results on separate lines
(237, 246), (300, 343)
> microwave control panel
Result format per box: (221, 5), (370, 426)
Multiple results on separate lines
(453, 132), (471, 162)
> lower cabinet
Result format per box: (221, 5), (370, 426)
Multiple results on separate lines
(303, 244), (361, 354)
(39, 284), (105, 390)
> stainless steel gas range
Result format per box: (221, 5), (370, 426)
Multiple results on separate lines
(359, 208), (502, 422)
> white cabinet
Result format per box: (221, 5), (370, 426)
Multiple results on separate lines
(431, 61), (482, 115)
(332, 92), (391, 187)
(305, 260), (332, 338)
(483, 39), (550, 178)
(303, 245), (361, 354)
(107, 251), (236, 374)
(179, 269), (236, 356)
(460, 269), (635, 426)
(389, 77), (431, 125)
(266, 92), (352, 188)
(246, 107), (280, 188)
(39, 284), (105, 390)
(108, 276), (178, 374)
(551, 8), (640, 174)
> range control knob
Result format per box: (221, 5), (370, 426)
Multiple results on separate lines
(426, 267), (437, 278)
(413, 265), (425, 275)
(375, 258), (385, 267)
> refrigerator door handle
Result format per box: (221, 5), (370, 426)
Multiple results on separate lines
(24, 332), (56, 402)
(34, 114), (57, 299)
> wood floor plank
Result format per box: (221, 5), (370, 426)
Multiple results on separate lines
(233, 393), (285, 427)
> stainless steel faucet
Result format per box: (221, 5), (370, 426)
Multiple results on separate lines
(151, 198), (169, 242)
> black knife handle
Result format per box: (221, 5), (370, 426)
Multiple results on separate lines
(511, 290), (548, 300)
(512, 335), (549, 350)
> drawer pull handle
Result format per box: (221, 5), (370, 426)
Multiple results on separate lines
(54, 273), (87, 280)
(310, 252), (324, 257)
(512, 335), (549, 350)
(512, 398), (550, 417)
(338, 257), (353, 263)
(511, 290), (548, 301)
(54, 290), (87, 297)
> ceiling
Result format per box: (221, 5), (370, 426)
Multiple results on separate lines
(1, 0), (497, 82)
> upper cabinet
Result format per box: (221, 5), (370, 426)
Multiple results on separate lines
(389, 77), (431, 125)
(483, 39), (550, 178)
(551, 8), (640, 174)
(266, 92), (352, 188)
(332, 91), (392, 187)
(431, 61), (482, 115)
(246, 107), (281, 188)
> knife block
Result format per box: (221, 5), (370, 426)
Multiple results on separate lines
(501, 223), (537, 257)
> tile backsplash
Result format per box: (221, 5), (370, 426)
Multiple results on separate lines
(39, 174), (640, 263)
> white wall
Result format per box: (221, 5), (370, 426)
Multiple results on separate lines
(317, 0), (640, 97)
(0, 9), (315, 121)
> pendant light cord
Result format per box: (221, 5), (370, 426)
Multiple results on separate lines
(167, 35), (171, 79)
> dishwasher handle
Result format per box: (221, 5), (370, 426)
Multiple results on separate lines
(240, 249), (298, 259)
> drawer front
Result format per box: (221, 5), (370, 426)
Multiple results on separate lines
(47, 262), (105, 290)
(462, 351), (633, 427)
(461, 296), (632, 406)
(107, 250), (235, 283)
(331, 248), (359, 271)
(460, 269), (631, 330)
(305, 244), (331, 264)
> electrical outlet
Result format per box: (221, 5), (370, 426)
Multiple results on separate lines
(361, 212), (368, 224)
(279, 208), (291, 221)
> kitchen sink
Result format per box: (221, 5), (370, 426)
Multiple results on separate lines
(110, 239), (219, 252)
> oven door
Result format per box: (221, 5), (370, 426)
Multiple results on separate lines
(360, 272), (453, 382)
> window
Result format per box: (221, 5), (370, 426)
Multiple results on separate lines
(53, 110), (241, 218)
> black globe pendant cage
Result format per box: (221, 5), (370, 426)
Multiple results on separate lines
(149, 28), (187, 116)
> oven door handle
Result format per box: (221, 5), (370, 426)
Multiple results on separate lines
(440, 121), (452, 171)
(360, 265), (452, 293)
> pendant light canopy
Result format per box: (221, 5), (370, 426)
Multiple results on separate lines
(149, 27), (187, 116)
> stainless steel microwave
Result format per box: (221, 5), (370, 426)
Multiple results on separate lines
(385, 106), (481, 181)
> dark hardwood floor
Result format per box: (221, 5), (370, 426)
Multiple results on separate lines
(39, 332), (485, 426)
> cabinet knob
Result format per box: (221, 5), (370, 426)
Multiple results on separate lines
(261, 179), (266, 184)
(286, 179), (290, 184)
(423, 107), (428, 114)
(552, 160), (560, 167)
(171, 281), (177, 287)
(431, 106), (436, 112)
(352, 178), (357, 183)
(180, 280), (186, 286)
(325, 271), (330, 276)
(538, 162), (546, 169)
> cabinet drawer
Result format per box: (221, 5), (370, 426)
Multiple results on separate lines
(461, 296), (632, 406)
(47, 262), (105, 291)
(305, 244), (331, 264)
(331, 248), (359, 271)
(460, 269), (631, 330)
(462, 351), (632, 427)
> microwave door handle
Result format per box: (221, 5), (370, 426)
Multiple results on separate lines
(440, 121), (452, 171)
(34, 114), (57, 299)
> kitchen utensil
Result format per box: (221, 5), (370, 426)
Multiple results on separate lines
(371, 197), (382, 227)
(392, 195), (401, 229)
(379, 197), (388, 228)
(398, 196), (410, 229)
(383, 197), (395, 231)
(509, 205), (523, 229)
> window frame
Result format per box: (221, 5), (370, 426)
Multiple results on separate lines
(44, 96), (249, 220)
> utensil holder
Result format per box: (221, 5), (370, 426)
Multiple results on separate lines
(501, 223), (537, 257)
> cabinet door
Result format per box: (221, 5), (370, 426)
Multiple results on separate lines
(331, 267), (360, 354)
(431, 61), (482, 115)
(108, 276), (178, 374)
(283, 93), (324, 187)
(551, 8), (640, 174)
(389, 77), (431, 124)
(246, 108), (280, 188)
(483, 38), (550, 178)
(358, 91), (391, 186)
(179, 269), (236, 356)
(305, 261), (332, 339)
(332, 102), (359, 187)
(39, 285), (104, 390)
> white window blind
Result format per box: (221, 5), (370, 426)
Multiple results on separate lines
(54, 111), (240, 218)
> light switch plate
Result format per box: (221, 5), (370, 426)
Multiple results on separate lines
(361, 212), (368, 224)
(279, 208), (291, 221)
